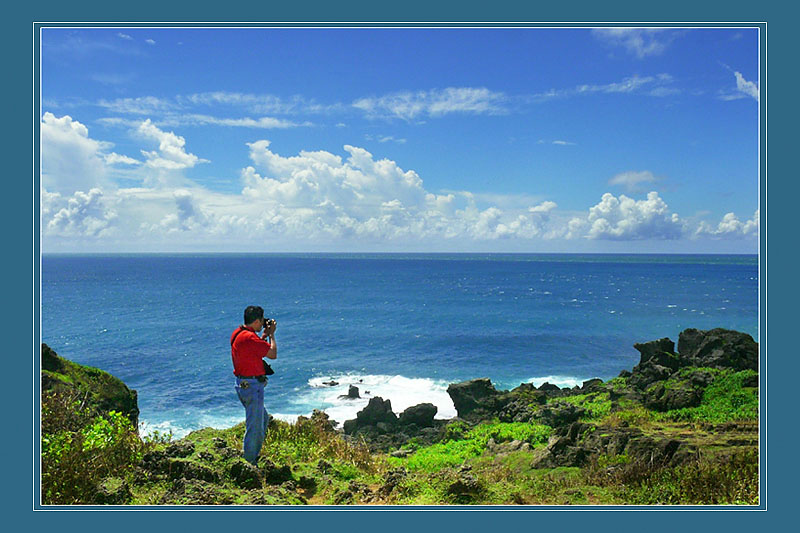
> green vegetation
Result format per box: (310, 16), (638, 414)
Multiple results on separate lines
(39, 346), (759, 506)
(551, 392), (613, 422)
(389, 420), (552, 472)
(41, 390), (145, 504)
(657, 369), (758, 423)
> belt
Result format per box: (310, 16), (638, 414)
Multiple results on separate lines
(236, 374), (266, 380)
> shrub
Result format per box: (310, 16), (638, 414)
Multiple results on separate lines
(41, 391), (143, 504)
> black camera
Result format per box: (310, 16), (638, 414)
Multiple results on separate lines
(264, 317), (276, 329)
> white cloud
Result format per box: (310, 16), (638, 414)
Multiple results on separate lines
(568, 192), (685, 240)
(533, 74), (678, 102)
(160, 114), (307, 129)
(183, 91), (340, 115)
(117, 33), (133, 41)
(98, 96), (177, 115)
(734, 72), (759, 101)
(41, 112), (113, 194)
(136, 119), (208, 170)
(353, 87), (507, 120)
(608, 170), (659, 193)
(145, 39), (156, 45)
(695, 209), (759, 238)
(105, 152), (140, 165)
(591, 28), (679, 59)
(46, 188), (117, 237)
(40, 114), (755, 251)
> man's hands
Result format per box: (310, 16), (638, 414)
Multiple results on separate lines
(261, 318), (277, 339)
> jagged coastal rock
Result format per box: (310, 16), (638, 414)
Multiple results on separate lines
(340, 327), (759, 465)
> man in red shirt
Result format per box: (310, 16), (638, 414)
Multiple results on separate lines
(231, 305), (277, 465)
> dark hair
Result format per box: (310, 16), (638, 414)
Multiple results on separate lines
(243, 305), (264, 325)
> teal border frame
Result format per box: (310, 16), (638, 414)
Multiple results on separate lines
(20, 3), (780, 528)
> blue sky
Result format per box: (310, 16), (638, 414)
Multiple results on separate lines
(40, 26), (760, 253)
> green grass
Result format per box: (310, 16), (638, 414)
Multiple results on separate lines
(657, 370), (758, 423)
(388, 420), (551, 472)
(551, 392), (613, 422)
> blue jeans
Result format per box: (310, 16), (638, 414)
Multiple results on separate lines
(235, 377), (270, 465)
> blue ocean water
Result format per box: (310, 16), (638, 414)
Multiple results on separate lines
(41, 254), (759, 438)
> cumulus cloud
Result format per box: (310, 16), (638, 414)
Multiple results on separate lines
(696, 209), (759, 238)
(46, 188), (117, 237)
(40, 113), (755, 251)
(608, 170), (659, 193)
(137, 119), (208, 170)
(353, 87), (507, 120)
(568, 192), (685, 240)
(591, 28), (679, 59)
(41, 112), (113, 194)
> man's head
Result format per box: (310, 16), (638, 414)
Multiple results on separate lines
(244, 305), (265, 329)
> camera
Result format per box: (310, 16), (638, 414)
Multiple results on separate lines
(263, 317), (276, 331)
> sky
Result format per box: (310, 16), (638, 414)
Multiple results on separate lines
(39, 26), (760, 253)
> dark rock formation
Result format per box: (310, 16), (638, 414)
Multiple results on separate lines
(447, 465), (484, 500)
(343, 397), (398, 435)
(446, 378), (500, 421)
(339, 385), (360, 399)
(678, 328), (758, 371)
(230, 460), (261, 490)
(535, 402), (586, 428)
(398, 403), (437, 427)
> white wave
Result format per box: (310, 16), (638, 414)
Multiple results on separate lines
(524, 375), (586, 389)
(299, 373), (457, 425)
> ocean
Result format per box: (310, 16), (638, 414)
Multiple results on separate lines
(40, 253), (759, 438)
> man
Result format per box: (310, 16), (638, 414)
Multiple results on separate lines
(230, 305), (277, 465)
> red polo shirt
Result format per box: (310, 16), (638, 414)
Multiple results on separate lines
(231, 326), (272, 376)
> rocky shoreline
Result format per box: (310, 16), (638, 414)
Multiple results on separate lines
(333, 327), (758, 469)
(40, 326), (759, 505)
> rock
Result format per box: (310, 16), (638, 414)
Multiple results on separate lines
(677, 328), (758, 371)
(93, 477), (131, 504)
(343, 397), (398, 434)
(629, 360), (674, 390)
(399, 403), (437, 427)
(166, 459), (219, 483)
(339, 385), (360, 399)
(261, 459), (293, 485)
(322, 380), (339, 386)
(535, 402), (586, 427)
(309, 409), (337, 431)
(165, 441), (195, 458)
(446, 378), (501, 420)
(486, 438), (531, 456)
(581, 378), (604, 392)
(230, 460), (261, 489)
(643, 381), (702, 411)
(633, 337), (677, 366)
(538, 382), (562, 393)
(447, 465), (483, 500)
(390, 449), (414, 458)
(379, 468), (407, 496)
